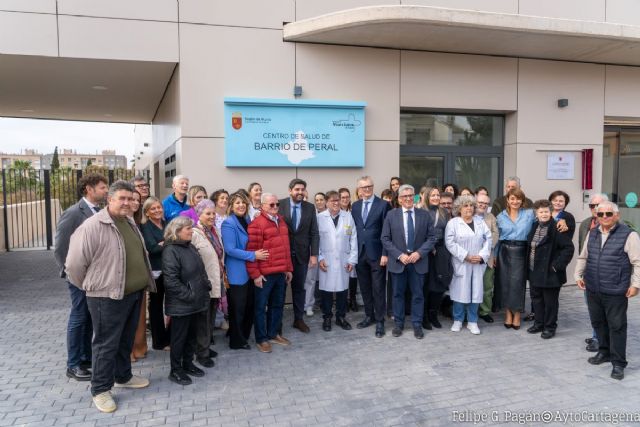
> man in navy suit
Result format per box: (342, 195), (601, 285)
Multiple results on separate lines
(381, 184), (438, 339)
(351, 176), (391, 337)
(279, 178), (319, 333)
(54, 173), (109, 380)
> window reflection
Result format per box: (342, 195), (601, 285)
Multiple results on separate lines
(401, 114), (503, 147)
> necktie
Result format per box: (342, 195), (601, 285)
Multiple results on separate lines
(92, 206), (100, 213)
(292, 205), (298, 231)
(406, 210), (415, 252)
(362, 201), (370, 224)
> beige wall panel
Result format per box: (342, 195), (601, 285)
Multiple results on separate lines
(179, 24), (294, 138)
(296, 0), (398, 20)
(401, 51), (517, 111)
(0, 12), (57, 56)
(300, 140), (399, 197)
(606, 0), (640, 26)
(58, 16), (179, 62)
(58, 0), (178, 22)
(152, 67), (181, 158)
(517, 59), (605, 145)
(177, 137), (298, 196)
(297, 44), (399, 141)
(0, 0), (55, 13)
(403, 0), (517, 13)
(519, 0), (605, 21)
(605, 66), (640, 118)
(179, 0), (293, 29)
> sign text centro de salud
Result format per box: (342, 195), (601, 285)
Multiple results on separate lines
(224, 98), (366, 167)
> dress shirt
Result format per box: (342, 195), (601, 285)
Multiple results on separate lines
(361, 195), (374, 221)
(402, 207), (416, 249)
(82, 197), (98, 213)
(290, 198), (301, 230)
(574, 226), (640, 288)
(496, 208), (535, 241)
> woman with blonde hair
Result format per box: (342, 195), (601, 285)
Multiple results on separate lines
(180, 185), (208, 224)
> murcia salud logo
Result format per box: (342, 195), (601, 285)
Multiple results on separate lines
(231, 112), (242, 130)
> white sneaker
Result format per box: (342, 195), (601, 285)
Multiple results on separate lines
(305, 308), (314, 317)
(467, 322), (481, 335)
(93, 391), (116, 413)
(114, 375), (149, 389)
(451, 321), (462, 332)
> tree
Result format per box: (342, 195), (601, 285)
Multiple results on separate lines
(86, 158), (92, 167)
(51, 146), (60, 171)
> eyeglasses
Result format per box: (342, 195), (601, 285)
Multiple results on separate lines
(589, 204), (599, 209)
(399, 194), (415, 199)
(596, 212), (614, 218)
(267, 202), (280, 208)
(359, 185), (373, 190)
(135, 184), (149, 188)
(477, 202), (488, 205)
(328, 199), (340, 203)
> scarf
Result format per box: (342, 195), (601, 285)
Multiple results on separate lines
(529, 221), (550, 270)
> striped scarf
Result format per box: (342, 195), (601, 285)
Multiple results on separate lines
(529, 222), (550, 270)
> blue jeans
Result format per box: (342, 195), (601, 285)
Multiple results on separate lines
(67, 282), (93, 369)
(453, 301), (479, 323)
(391, 264), (424, 328)
(254, 273), (286, 344)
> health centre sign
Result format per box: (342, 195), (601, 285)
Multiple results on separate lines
(224, 98), (366, 167)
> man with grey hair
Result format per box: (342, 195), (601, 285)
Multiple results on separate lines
(381, 184), (437, 339)
(578, 193), (609, 351)
(163, 174), (190, 222)
(66, 181), (156, 412)
(131, 175), (150, 203)
(491, 176), (533, 214)
(575, 201), (640, 380)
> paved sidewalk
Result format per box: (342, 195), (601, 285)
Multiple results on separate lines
(1, 250), (640, 426)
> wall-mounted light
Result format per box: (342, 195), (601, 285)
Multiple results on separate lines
(557, 98), (569, 108)
(293, 86), (303, 97)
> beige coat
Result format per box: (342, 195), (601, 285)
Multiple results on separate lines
(65, 209), (156, 299)
(191, 225), (223, 298)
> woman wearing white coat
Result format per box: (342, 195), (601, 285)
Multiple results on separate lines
(317, 191), (358, 332)
(445, 195), (492, 335)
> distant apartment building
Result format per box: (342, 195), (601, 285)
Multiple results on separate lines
(1, 149), (126, 170)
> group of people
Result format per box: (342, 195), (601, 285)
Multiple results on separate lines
(54, 172), (640, 413)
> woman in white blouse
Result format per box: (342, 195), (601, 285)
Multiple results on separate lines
(445, 195), (492, 335)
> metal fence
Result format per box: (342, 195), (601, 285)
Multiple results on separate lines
(1, 168), (137, 251)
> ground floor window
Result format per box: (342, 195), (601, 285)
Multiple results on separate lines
(400, 112), (503, 198)
(603, 126), (640, 228)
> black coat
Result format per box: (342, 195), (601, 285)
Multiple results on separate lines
(526, 222), (575, 288)
(162, 240), (212, 317)
(279, 197), (320, 265)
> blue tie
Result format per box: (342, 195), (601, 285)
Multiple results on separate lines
(406, 210), (415, 252)
(292, 205), (298, 231)
(362, 201), (370, 224)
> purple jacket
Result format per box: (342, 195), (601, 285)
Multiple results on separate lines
(179, 208), (199, 224)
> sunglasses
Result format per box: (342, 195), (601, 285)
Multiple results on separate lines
(589, 204), (599, 209)
(267, 202), (280, 208)
(596, 212), (614, 218)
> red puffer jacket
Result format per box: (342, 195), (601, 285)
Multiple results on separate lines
(246, 212), (293, 279)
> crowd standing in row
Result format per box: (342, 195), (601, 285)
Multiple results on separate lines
(54, 173), (640, 413)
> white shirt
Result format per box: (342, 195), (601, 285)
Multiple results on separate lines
(82, 197), (99, 213)
(402, 207), (416, 249)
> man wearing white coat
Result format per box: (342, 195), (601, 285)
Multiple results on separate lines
(445, 195), (492, 335)
(317, 191), (358, 332)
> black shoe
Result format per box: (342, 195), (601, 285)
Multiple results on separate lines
(66, 367), (91, 381)
(524, 312), (535, 322)
(541, 330), (555, 339)
(375, 322), (385, 338)
(585, 337), (594, 344)
(357, 316), (374, 329)
(349, 300), (359, 312)
(197, 357), (215, 368)
(79, 361), (92, 371)
(336, 317), (352, 330)
(183, 364), (205, 377)
(588, 353), (611, 365)
(413, 326), (424, 340)
(479, 314), (494, 323)
(422, 320), (432, 330)
(322, 318), (332, 332)
(168, 369), (192, 385)
(230, 343), (251, 350)
(428, 310), (442, 329)
(586, 340), (599, 352)
(611, 365), (625, 380)
(527, 325), (544, 334)
(209, 349), (218, 358)
(392, 326), (403, 337)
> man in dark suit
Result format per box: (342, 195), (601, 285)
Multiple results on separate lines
(352, 176), (392, 337)
(54, 173), (108, 381)
(381, 184), (438, 339)
(279, 178), (319, 333)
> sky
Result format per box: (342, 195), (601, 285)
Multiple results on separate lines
(0, 117), (136, 162)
